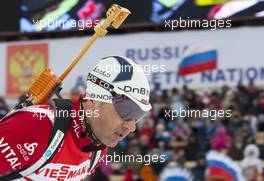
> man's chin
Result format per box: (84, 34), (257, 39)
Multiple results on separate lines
(106, 141), (118, 148)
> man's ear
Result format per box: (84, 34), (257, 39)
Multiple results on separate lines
(82, 99), (96, 111)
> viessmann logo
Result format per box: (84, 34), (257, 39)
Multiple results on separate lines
(32, 163), (92, 181)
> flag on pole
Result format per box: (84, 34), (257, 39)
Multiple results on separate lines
(178, 43), (218, 76)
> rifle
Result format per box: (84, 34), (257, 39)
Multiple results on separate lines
(17, 4), (130, 108)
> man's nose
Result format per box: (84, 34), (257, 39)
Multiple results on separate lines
(122, 119), (136, 134)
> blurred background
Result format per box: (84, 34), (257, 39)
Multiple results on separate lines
(1, 0), (264, 180)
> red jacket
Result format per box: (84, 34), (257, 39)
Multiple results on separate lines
(0, 100), (107, 180)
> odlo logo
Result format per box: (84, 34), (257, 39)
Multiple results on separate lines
(17, 142), (38, 161)
(24, 143), (38, 155)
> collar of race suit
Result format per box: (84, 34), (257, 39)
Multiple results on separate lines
(79, 98), (103, 147)
(69, 98), (106, 151)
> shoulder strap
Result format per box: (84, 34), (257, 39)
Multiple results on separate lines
(0, 99), (72, 181)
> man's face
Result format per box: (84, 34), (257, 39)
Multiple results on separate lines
(83, 100), (136, 147)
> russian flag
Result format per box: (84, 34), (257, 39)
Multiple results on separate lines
(178, 44), (218, 76)
(207, 161), (238, 181)
(206, 151), (246, 181)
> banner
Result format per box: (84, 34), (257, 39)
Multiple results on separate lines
(6, 44), (48, 95)
(0, 27), (264, 97)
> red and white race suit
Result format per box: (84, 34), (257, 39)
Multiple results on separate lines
(0, 100), (107, 181)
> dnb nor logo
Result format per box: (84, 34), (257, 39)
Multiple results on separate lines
(6, 44), (48, 95)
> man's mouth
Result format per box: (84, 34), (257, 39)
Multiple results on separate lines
(114, 132), (124, 138)
(114, 132), (125, 141)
